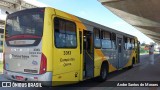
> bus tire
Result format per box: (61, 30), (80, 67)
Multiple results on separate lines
(128, 58), (135, 69)
(97, 63), (108, 82)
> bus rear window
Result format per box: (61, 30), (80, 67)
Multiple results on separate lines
(5, 8), (44, 47)
(54, 17), (77, 48)
(6, 11), (44, 38)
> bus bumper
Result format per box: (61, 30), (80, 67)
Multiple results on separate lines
(3, 70), (52, 86)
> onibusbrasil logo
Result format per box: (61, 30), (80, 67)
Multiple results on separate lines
(1, 82), (42, 87)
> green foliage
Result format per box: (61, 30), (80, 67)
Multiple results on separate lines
(140, 47), (149, 54)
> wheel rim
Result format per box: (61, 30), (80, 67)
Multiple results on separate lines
(102, 67), (107, 79)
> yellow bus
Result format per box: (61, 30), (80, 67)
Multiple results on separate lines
(3, 7), (140, 86)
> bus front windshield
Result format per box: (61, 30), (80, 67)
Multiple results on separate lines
(5, 11), (44, 39)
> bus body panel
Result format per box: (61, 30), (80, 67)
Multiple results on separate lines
(4, 8), (45, 74)
(42, 8), (55, 73)
(124, 50), (136, 67)
(51, 9), (82, 84)
(4, 42), (42, 74)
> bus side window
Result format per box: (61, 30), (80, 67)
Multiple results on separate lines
(131, 39), (135, 49)
(65, 21), (77, 47)
(54, 17), (77, 48)
(135, 39), (137, 47)
(127, 38), (132, 50)
(54, 18), (66, 48)
(101, 30), (112, 49)
(94, 28), (101, 48)
(123, 36), (127, 50)
(111, 33), (116, 49)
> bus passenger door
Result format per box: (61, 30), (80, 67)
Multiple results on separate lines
(117, 38), (123, 68)
(83, 30), (94, 78)
(137, 41), (140, 63)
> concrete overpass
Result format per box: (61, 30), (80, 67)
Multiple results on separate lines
(98, 0), (160, 44)
(0, 0), (47, 29)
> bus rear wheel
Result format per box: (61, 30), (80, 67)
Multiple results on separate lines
(128, 58), (135, 69)
(97, 64), (108, 82)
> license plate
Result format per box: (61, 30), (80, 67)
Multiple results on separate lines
(16, 76), (24, 81)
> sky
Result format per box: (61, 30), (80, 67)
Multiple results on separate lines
(36, 0), (154, 44)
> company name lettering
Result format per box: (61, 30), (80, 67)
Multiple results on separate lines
(11, 54), (29, 59)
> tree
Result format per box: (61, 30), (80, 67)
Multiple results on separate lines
(141, 41), (146, 46)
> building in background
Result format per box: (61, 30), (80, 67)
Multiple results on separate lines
(0, 0), (47, 28)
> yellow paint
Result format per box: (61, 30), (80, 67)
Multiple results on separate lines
(94, 49), (104, 77)
(124, 50), (136, 67)
(40, 7), (138, 85)
(52, 71), (79, 86)
(42, 8), (55, 72)
(43, 8), (82, 84)
(108, 63), (117, 73)
(94, 49), (118, 77)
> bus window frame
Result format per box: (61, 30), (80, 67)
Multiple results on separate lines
(111, 32), (116, 49)
(54, 17), (77, 49)
(101, 30), (112, 49)
(131, 38), (135, 49)
(93, 28), (101, 49)
(123, 36), (127, 50)
(127, 38), (132, 50)
(5, 9), (45, 38)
